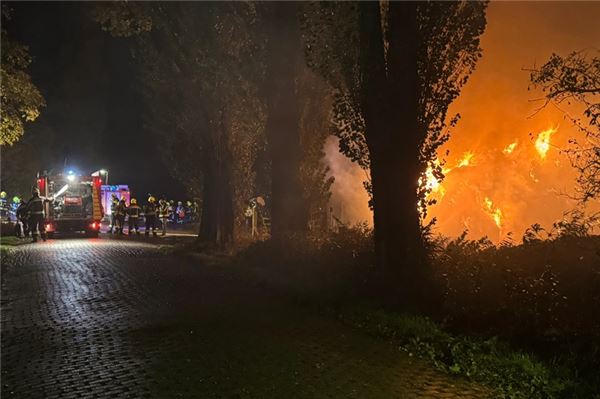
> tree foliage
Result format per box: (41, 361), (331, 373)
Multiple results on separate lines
(529, 50), (600, 203)
(297, 67), (335, 232)
(94, 2), (265, 244)
(303, 2), (487, 281)
(93, 3), (333, 243)
(303, 2), (487, 220)
(1, 6), (45, 146)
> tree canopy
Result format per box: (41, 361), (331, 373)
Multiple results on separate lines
(303, 1), (488, 286)
(1, 6), (45, 146)
(530, 50), (600, 204)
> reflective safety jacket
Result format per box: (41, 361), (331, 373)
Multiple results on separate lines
(158, 203), (170, 218)
(144, 203), (157, 216)
(16, 202), (29, 220)
(128, 204), (142, 218)
(116, 202), (127, 216)
(27, 196), (44, 215)
(110, 198), (119, 213)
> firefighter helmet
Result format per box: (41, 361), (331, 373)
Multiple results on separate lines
(12, 196), (20, 204)
(0, 191), (6, 199)
(186, 201), (192, 206)
(148, 196), (156, 203)
(130, 198), (137, 205)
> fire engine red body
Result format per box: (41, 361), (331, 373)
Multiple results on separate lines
(37, 171), (104, 238)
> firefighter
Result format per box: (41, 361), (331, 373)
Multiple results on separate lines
(191, 201), (200, 222)
(0, 191), (8, 221)
(168, 200), (175, 223)
(144, 196), (158, 236)
(115, 198), (127, 235)
(14, 197), (29, 238)
(244, 203), (254, 230)
(127, 198), (142, 235)
(26, 188), (46, 242)
(158, 198), (170, 236)
(185, 201), (192, 223)
(10, 196), (21, 222)
(108, 193), (119, 234)
(176, 201), (185, 224)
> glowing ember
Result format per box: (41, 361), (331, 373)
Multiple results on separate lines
(483, 197), (503, 229)
(534, 126), (558, 159)
(503, 141), (518, 155)
(457, 151), (475, 167)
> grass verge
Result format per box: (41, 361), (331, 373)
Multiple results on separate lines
(336, 306), (572, 399)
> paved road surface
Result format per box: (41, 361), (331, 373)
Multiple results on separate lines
(1, 239), (490, 398)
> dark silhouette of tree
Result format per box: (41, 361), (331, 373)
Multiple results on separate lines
(303, 2), (487, 295)
(94, 3), (263, 245)
(1, 6), (45, 146)
(529, 50), (600, 204)
(259, 3), (309, 240)
(94, 2), (333, 244)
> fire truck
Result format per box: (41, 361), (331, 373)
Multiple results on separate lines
(37, 170), (104, 238)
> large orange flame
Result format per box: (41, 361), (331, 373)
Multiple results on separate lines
(324, 3), (600, 244)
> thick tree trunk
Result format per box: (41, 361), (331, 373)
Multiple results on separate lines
(199, 118), (234, 246)
(359, 2), (425, 294)
(262, 2), (308, 239)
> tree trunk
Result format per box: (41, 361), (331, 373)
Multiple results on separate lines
(199, 117), (234, 246)
(359, 2), (425, 295)
(262, 2), (308, 240)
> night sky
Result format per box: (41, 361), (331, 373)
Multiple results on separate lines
(4, 2), (188, 200)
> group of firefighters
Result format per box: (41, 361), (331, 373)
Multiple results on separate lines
(108, 194), (199, 236)
(1, 189), (48, 242)
(1, 189), (200, 240)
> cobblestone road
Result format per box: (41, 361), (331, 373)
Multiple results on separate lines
(1, 239), (490, 398)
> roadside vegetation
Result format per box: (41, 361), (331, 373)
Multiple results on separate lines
(230, 224), (600, 399)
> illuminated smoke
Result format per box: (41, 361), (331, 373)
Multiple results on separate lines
(324, 136), (372, 225)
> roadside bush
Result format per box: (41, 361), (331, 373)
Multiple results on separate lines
(235, 224), (374, 303)
(434, 234), (600, 337)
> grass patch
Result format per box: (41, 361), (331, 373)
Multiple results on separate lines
(0, 235), (27, 247)
(1, 235), (28, 259)
(337, 306), (568, 399)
